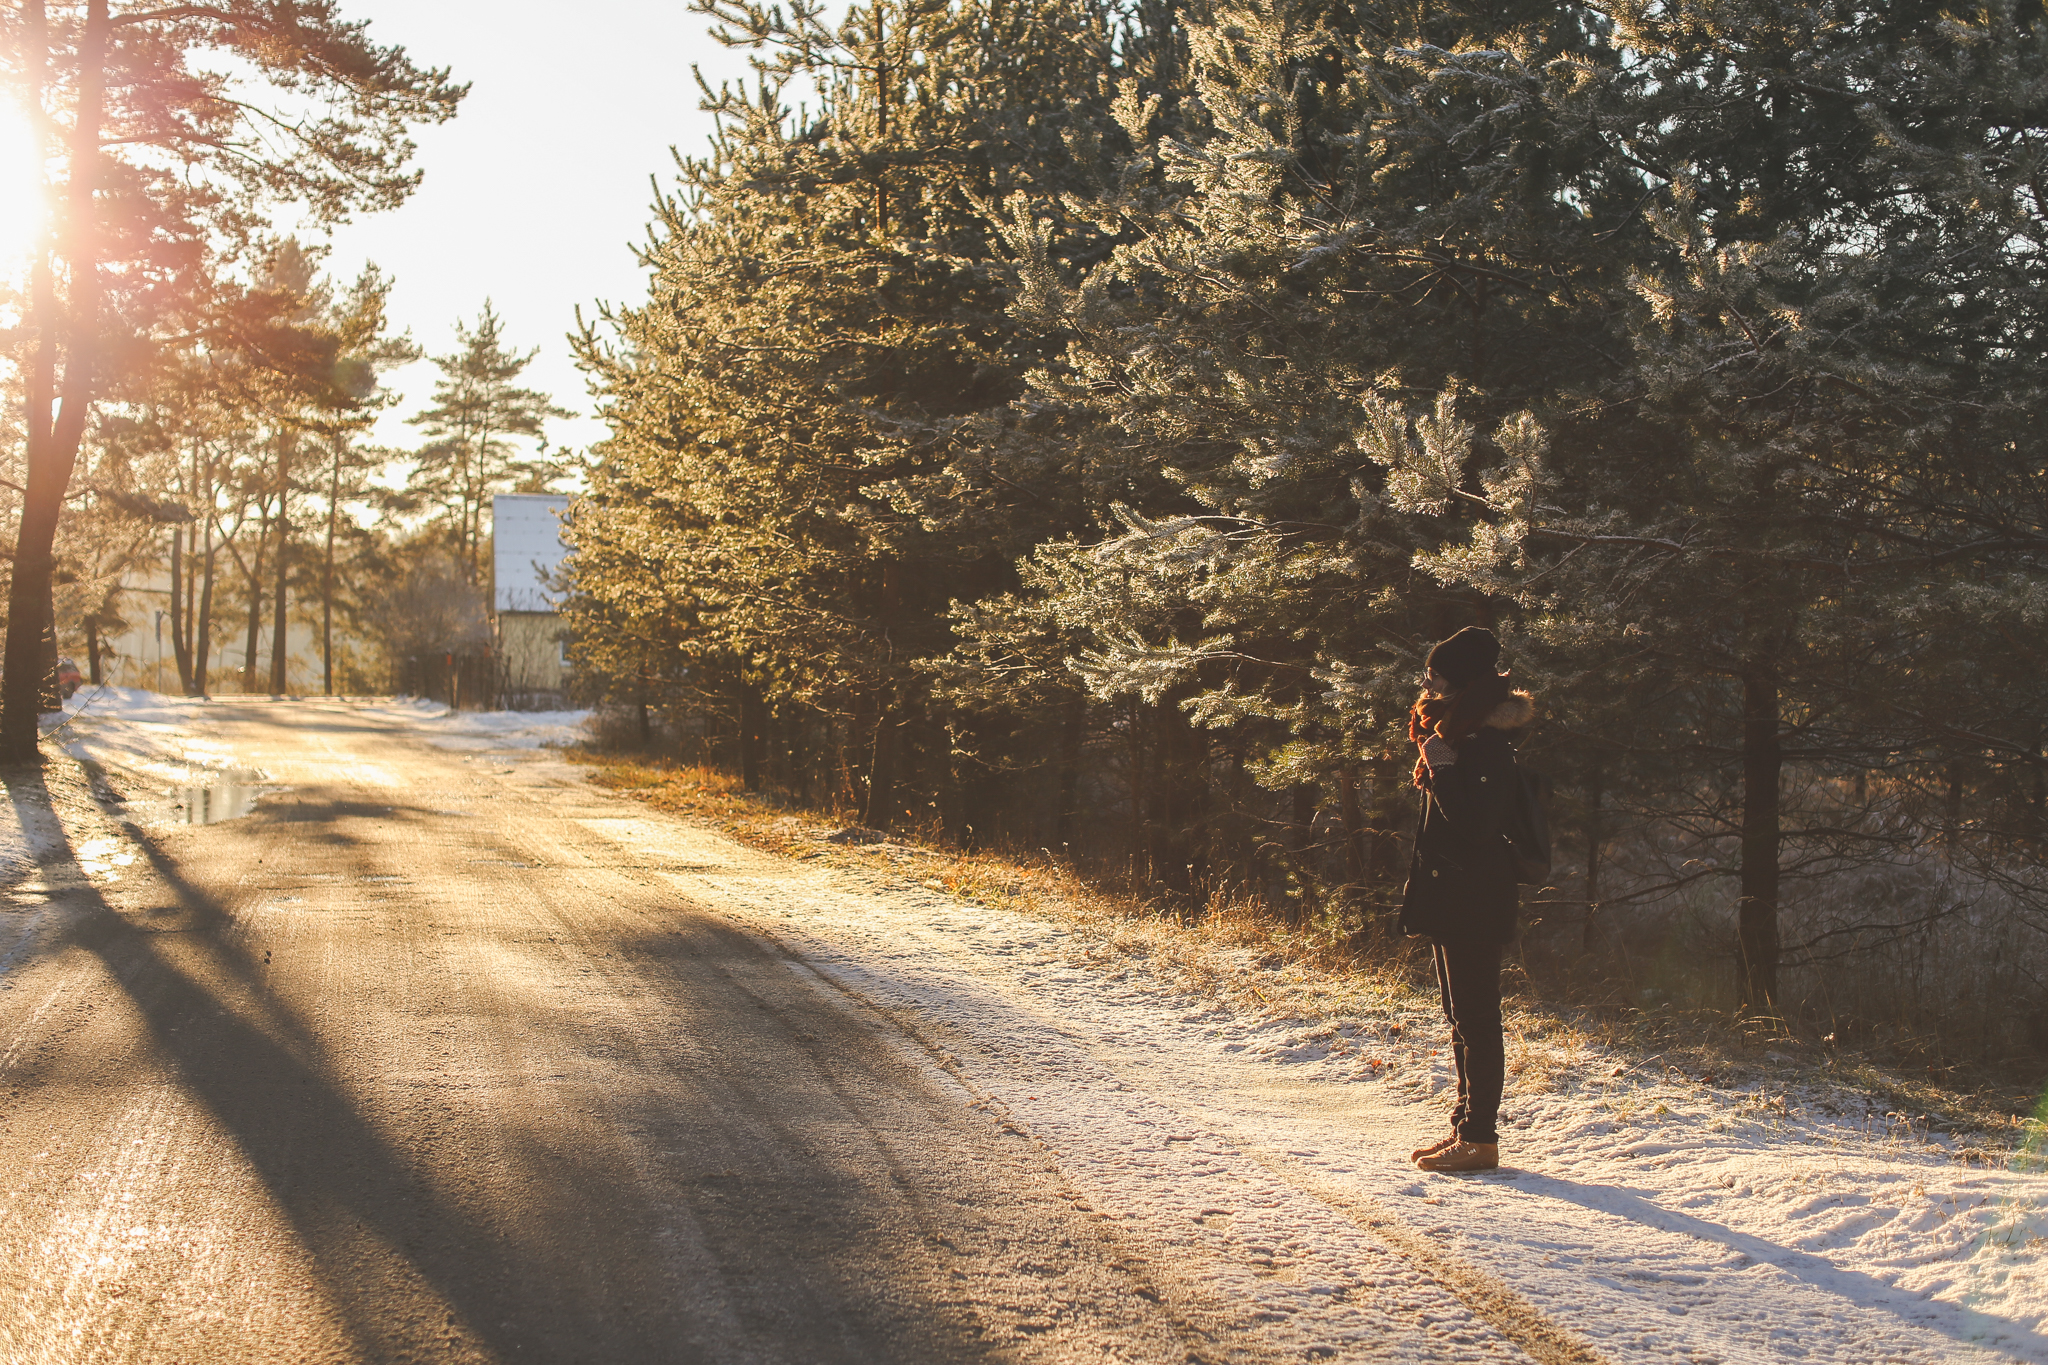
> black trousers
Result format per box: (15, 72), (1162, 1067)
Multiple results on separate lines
(1432, 940), (1505, 1144)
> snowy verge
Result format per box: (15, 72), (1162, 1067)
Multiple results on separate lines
(48, 684), (239, 784)
(572, 804), (2048, 1365)
(352, 697), (591, 751)
(0, 690), (189, 978)
(0, 752), (85, 890)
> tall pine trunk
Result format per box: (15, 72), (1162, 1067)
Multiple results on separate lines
(1143, 693), (1208, 901)
(242, 509), (269, 693)
(1582, 764), (1606, 958)
(179, 440), (200, 689)
(861, 561), (903, 827)
(268, 440), (291, 695)
(1053, 691), (1085, 848)
(1337, 767), (1369, 897)
(1738, 667), (1782, 1013)
(861, 683), (899, 829)
(168, 525), (193, 693)
(1287, 784), (1316, 922)
(0, 0), (107, 760)
(471, 417), (492, 583)
(195, 531), (215, 696)
(739, 676), (765, 790)
(194, 483), (217, 696)
(322, 434), (341, 695)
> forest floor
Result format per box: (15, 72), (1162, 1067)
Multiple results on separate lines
(12, 687), (2047, 1364)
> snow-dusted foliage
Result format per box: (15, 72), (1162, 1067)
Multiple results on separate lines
(981, 0), (2048, 1040)
(569, 0), (2048, 1065)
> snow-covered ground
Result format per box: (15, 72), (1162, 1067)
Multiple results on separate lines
(571, 811), (2048, 1364)
(50, 686), (588, 770)
(0, 684), (227, 882)
(19, 691), (2048, 1361)
(39, 686), (587, 845)
(347, 696), (591, 750)
(48, 684), (240, 783)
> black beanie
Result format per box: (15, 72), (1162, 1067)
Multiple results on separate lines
(1426, 626), (1502, 689)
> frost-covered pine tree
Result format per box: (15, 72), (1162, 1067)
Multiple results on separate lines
(991, 0), (2048, 992)
(569, 0), (1135, 826)
(1369, 0), (2048, 1009)
(986, 0), (1649, 914)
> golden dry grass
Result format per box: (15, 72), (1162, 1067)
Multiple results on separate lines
(578, 753), (2046, 1153)
(580, 755), (1432, 1017)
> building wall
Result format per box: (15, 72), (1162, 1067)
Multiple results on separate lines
(496, 610), (568, 704)
(87, 494), (577, 702)
(493, 494), (570, 613)
(490, 493), (574, 708)
(89, 567), (365, 696)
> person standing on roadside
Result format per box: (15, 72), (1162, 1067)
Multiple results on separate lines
(1400, 626), (1535, 1173)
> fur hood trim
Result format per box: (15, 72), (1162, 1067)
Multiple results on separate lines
(1482, 690), (1537, 731)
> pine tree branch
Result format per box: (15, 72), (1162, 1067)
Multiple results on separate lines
(1522, 525), (2048, 575)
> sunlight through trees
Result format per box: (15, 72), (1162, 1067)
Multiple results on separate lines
(6, 0), (2048, 1075)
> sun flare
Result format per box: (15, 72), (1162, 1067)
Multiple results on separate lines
(0, 99), (47, 284)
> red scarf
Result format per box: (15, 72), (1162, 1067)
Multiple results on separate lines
(1409, 672), (1513, 786)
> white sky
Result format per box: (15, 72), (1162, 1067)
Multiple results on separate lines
(319, 1), (760, 455)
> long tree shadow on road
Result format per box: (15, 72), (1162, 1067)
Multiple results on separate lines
(2, 755), (1053, 1365)
(3, 762), (535, 1363)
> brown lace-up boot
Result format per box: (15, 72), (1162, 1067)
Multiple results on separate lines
(1414, 1141), (1498, 1173)
(1409, 1133), (1459, 1164)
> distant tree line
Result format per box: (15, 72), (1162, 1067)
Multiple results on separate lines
(0, 1), (464, 740)
(2, 5), (567, 715)
(565, 0), (2048, 1065)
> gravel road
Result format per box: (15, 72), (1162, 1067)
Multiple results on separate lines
(0, 700), (1305, 1364)
(5, 697), (2030, 1365)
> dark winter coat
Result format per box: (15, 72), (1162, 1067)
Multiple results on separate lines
(1398, 693), (1535, 947)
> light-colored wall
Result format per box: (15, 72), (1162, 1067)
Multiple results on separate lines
(90, 567), (363, 695)
(495, 610), (568, 701)
(493, 494), (570, 612)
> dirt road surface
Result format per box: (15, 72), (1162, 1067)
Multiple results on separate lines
(0, 700), (1558, 1364)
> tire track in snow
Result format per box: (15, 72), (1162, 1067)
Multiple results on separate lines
(759, 914), (1605, 1365)
(1228, 1148), (1608, 1365)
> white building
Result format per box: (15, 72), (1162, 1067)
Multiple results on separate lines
(89, 566), (341, 695)
(491, 492), (573, 706)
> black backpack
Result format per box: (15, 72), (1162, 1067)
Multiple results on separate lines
(1501, 760), (1553, 885)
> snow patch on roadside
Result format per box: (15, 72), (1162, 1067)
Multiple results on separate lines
(0, 689), (192, 978)
(356, 697), (591, 750)
(577, 811), (2048, 1365)
(50, 685), (236, 783)
(0, 771), (68, 887)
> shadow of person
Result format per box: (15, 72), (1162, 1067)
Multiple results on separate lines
(1510, 1168), (2048, 1359)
